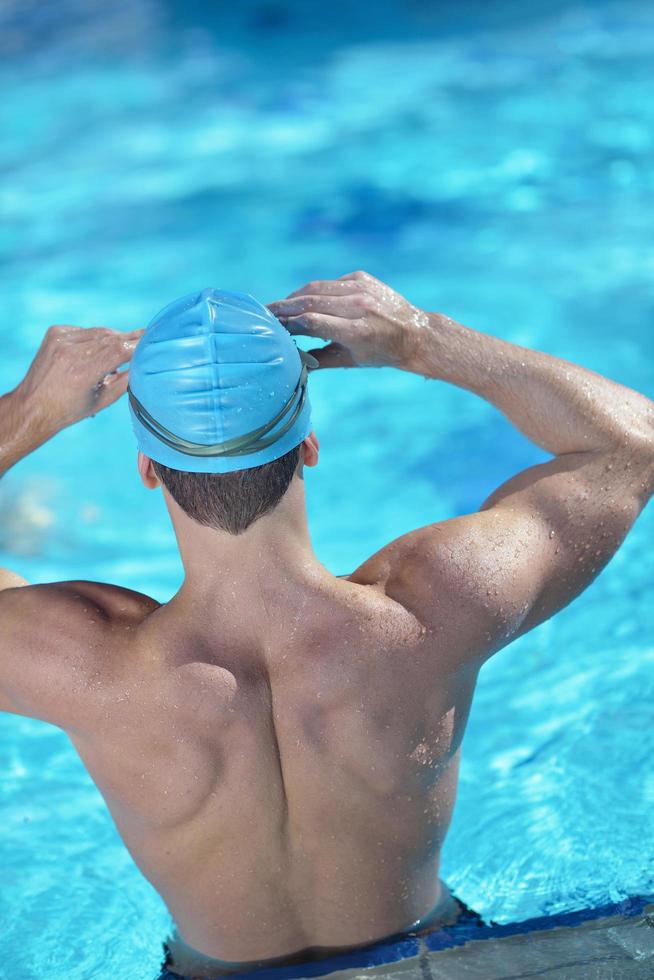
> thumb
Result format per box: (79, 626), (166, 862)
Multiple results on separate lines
(94, 368), (130, 409)
(307, 342), (356, 370)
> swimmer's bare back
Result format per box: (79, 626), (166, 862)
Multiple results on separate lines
(1, 276), (653, 973)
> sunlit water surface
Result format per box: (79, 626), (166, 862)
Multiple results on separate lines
(1, 1), (653, 976)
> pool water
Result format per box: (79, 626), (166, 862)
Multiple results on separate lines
(1, 1), (653, 977)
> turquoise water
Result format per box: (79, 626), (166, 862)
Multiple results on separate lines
(1, 1), (654, 976)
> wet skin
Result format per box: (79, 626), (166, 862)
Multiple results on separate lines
(1, 273), (653, 975)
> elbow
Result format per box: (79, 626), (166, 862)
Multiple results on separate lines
(628, 418), (654, 463)
(636, 394), (654, 448)
(603, 399), (654, 505)
(614, 396), (654, 460)
(624, 422), (654, 504)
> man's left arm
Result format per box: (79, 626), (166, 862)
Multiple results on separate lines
(0, 322), (154, 726)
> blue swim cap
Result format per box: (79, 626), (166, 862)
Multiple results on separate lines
(128, 288), (314, 473)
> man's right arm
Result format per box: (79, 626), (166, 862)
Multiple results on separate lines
(270, 272), (654, 661)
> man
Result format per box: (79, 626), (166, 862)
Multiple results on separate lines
(1, 273), (652, 979)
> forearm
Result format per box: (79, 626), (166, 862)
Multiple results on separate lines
(408, 313), (654, 457)
(0, 388), (56, 478)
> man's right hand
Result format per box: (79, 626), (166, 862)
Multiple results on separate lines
(15, 324), (144, 435)
(268, 271), (428, 371)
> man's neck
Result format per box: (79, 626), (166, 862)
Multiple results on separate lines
(164, 478), (327, 612)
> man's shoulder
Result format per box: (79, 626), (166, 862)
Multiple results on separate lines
(349, 516), (490, 612)
(43, 579), (161, 623)
(347, 511), (528, 664)
(4, 578), (161, 624)
(0, 579), (161, 725)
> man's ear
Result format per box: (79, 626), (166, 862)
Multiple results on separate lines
(302, 432), (319, 468)
(137, 451), (161, 489)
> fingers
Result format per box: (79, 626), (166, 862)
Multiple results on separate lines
(271, 271), (376, 303)
(337, 270), (377, 283)
(103, 327), (145, 345)
(46, 325), (145, 342)
(90, 327), (144, 369)
(94, 368), (130, 409)
(86, 326), (145, 336)
(269, 294), (363, 319)
(45, 326), (145, 374)
(81, 329), (144, 398)
(307, 342), (357, 370)
(116, 330), (144, 360)
(284, 279), (363, 300)
(280, 312), (355, 342)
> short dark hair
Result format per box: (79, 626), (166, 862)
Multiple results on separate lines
(152, 444), (302, 535)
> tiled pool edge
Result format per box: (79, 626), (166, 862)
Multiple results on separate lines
(424, 894), (654, 952)
(318, 897), (654, 980)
